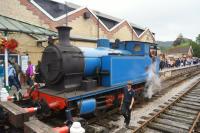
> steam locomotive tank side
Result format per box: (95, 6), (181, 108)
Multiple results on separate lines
(79, 40), (154, 87)
(80, 46), (131, 77)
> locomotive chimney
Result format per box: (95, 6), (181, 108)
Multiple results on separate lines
(56, 26), (72, 46)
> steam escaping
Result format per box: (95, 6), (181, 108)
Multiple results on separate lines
(144, 61), (161, 99)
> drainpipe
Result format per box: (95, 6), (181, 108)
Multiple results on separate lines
(96, 11), (100, 39)
(98, 17), (100, 39)
(132, 28), (133, 40)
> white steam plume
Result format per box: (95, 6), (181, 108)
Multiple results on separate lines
(144, 61), (161, 99)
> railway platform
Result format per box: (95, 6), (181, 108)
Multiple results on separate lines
(159, 64), (200, 81)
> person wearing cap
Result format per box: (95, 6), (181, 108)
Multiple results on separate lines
(120, 81), (135, 127)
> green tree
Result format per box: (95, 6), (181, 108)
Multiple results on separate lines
(196, 34), (200, 45)
(189, 40), (200, 57)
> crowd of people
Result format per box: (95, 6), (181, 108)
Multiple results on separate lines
(159, 55), (200, 70)
(1, 60), (42, 92)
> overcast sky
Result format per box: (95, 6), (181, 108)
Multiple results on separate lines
(54, 0), (200, 41)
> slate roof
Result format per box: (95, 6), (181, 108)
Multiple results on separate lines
(33, 0), (76, 18)
(0, 15), (57, 36)
(97, 16), (118, 29)
(132, 27), (145, 36)
(166, 45), (192, 54)
(32, 0), (147, 35)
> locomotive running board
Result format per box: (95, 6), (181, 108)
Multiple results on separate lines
(0, 101), (30, 128)
(24, 119), (55, 133)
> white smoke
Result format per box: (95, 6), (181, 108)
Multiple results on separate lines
(144, 62), (161, 99)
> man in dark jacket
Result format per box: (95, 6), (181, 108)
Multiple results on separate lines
(120, 81), (135, 127)
(8, 60), (21, 91)
(12, 59), (22, 89)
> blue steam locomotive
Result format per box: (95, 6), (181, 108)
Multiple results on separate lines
(31, 26), (159, 117)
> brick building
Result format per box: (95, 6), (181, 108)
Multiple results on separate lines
(0, 0), (156, 64)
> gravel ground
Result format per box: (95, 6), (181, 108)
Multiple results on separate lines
(112, 74), (200, 133)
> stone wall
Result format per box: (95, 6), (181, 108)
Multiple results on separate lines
(8, 33), (43, 65)
(139, 29), (155, 43)
(112, 24), (135, 41)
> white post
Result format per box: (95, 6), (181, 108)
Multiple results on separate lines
(4, 47), (8, 87)
(4, 35), (8, 87)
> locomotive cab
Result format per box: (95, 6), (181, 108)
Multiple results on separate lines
(150, 45), (158, 58)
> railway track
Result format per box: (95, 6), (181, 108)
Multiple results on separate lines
(86, 71), (200, 133)
(161, 69), (200, 89)
(132, 79), (200, 133)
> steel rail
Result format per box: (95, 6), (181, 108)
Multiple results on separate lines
(132, 78), (200, 133)
(162, 70), (200, 89)
(189, 112), (200, 133)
